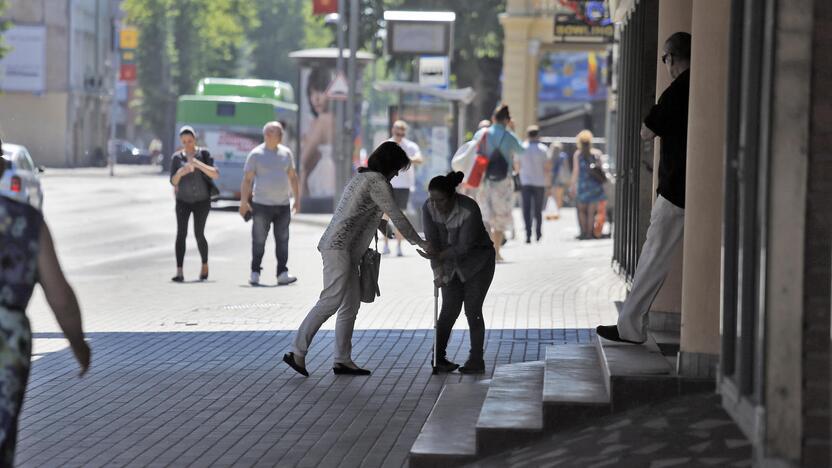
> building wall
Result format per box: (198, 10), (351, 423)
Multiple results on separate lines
(0, 0), (112, 167)
(0, 93), (69, 165)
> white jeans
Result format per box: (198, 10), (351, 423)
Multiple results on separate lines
(617, 196), (685, 342)
(293, 249), (362, 364)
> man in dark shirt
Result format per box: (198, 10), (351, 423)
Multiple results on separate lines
(597, 32), (691, 344)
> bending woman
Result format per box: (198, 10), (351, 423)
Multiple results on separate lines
(421, 171), (496, 374)
(284, 141), (432, 377)
(169, 126), (220, 282)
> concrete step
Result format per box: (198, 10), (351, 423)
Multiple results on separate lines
(651, 329), (681, 356)
(595, 334), (678, 411)
(542, 345), (611, 429)
(476, 361), (544, 454)
(409, 382), (489, 468)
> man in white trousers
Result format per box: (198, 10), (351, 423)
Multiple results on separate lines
(596, 32), (691, 344)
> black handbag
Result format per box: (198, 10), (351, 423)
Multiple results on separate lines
(198, 150), (220, 200)
(586, 153), (607, 184)
(512, 172), (522, 192)
(359, 233), (381, 303)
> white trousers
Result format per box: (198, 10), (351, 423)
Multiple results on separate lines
(617, 196), (685, 342)
(293, 249), (361, 364)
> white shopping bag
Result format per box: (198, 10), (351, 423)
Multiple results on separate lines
(451, 140), (477, 180)
(544, 195), (560, 221)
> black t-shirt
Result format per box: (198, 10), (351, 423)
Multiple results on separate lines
(170, 149), (214, 203)
(644, 69), (690, 209)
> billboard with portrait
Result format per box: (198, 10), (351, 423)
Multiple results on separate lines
(299, 65), (337, 201)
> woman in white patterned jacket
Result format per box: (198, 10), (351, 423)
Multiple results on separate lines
(283, 141), (432, 377)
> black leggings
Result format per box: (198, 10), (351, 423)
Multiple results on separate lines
(175, 200), (210, 268)
(436, 258), (496, 361)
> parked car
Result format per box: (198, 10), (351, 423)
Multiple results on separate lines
(0, 143), (44, 209)
(111, 139), (154, 165)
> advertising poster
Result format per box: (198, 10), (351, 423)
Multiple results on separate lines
(538, 51), (609, 103)
(299, 65), (336, 200)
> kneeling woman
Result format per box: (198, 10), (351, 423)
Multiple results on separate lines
(283, 142), (431, 377)
(421, 172), (496, 374)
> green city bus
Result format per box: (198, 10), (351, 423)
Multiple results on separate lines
(175, 78), (298, 200)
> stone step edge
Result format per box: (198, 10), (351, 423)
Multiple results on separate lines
(543, 345), (611, 407)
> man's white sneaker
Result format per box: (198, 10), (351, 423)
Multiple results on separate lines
(277, 271), (297, 285)
(249, 271), (260, 286)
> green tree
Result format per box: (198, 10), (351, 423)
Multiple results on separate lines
(123, 0), (257, 153)
(0, 0), (11, 59)
(247, 0), (306, 89)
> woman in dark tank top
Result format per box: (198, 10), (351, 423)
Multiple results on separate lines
(168, 126), (220, 282)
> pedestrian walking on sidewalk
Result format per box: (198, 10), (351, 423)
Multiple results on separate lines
(0, 142), (91, 465)
(240, 122), (301, 286)
(283, 141), (433, 377)
(569, 130), (607, 240)
(597, 32), (691, 344)
(169, 126), (220, 282)
(518, 125), (552, 243)
(383, 120), (424, 257)
(475, 104), (525, 262)
(420, 171), (496, 374)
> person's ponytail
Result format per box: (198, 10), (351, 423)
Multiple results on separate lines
(428, 171), (465, 196)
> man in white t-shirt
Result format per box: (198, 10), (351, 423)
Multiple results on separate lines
(384, 120), (423, 256)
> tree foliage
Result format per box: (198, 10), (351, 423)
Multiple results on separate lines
(123, 0), (256, 151)
(0, 0), (11, 59)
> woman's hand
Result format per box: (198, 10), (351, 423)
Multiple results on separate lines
(417, 249), (437, 260)
(417, 241), (437, 259)
(179, 163), (195, 176)
(72, 340), (91, 377)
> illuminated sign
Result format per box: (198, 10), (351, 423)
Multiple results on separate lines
(553, 12), (614, 43)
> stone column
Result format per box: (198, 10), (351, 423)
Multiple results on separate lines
(649, 0), (692, 330)
(678, 0), (731, 376)
(499, 15), (536, 133)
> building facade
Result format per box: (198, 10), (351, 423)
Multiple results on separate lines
(0, 0), (114, 167)
(499, 0), (830, 465)
(610, 0), (830, 465)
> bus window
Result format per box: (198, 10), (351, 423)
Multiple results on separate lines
(217, 102), (236, 117)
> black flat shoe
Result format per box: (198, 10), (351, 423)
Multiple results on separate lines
(199, 272), (208, 281)
(171, 275), (184, 283)
(332, 363), (371, 376)
(283, 352), (309, 377)
(433, 357), (459, 373)
(595, 325), (646, 345)
(459, 359), (486, 374)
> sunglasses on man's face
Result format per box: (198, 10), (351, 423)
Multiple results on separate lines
(661, 53), (671, 64)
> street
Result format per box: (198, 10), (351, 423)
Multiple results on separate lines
(18, 166), (624, 467)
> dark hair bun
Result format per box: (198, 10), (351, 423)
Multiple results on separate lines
(449, 171), (464, 187)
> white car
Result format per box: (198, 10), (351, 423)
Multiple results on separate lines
(1, 143), (44, 209)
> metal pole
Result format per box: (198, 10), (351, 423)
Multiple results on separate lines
(109, 13), (119, 176)
(333, 1), (346, 206)
(346, 0), (359, 181)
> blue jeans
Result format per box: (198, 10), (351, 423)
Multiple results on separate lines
(251, 202), (291, 275)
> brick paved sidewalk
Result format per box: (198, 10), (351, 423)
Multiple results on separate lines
(19, 329), (595, 467)
(19, 173), (627, 467)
